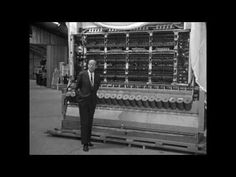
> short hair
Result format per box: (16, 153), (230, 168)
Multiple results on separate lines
(88, 59), (96, 63)
(88, 59), (97, 65)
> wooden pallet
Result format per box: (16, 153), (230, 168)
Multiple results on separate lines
(46, 128), (206, 154)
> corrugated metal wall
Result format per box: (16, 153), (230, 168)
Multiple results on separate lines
(47, 45), (68, 87)
(29, 51), (42, 79)
(30, 26), (67, 45)
(30, 25), (68, 87)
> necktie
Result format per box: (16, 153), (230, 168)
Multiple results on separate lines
(90, 73), (94, 86)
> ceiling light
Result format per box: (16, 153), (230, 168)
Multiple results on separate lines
(52, 22), (60, 26)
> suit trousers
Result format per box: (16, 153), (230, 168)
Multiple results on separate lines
(78, 95), (96, 145)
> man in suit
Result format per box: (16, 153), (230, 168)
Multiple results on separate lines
(75, 59), (101, 152)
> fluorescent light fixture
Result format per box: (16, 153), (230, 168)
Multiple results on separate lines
(52, 22), (60, 26)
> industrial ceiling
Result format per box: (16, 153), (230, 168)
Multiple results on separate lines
(31, 22), (68, 38)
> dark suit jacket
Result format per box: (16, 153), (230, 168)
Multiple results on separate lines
(75, 70), (100, 102)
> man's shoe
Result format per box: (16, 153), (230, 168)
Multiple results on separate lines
(88, 142), (94, 147)
(83, 144), (89, 152)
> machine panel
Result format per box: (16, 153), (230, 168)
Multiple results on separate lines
(59, 23), (206, 154)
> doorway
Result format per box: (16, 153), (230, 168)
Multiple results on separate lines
(29, 44), (47, 84)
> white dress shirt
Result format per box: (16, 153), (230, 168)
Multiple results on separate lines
(88, 70), (94, 86)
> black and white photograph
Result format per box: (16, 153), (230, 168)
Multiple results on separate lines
(29, 22), (207, 155)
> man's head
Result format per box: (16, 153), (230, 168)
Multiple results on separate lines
(88, 59), (96, 73)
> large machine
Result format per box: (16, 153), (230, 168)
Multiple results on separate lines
(49, 22), (206, 154)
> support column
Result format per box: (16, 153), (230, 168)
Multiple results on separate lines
(173, 31), (179, 84)
(68, 35), (74, 78)
(198, 88), (205, 133)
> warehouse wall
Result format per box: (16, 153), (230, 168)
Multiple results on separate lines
(29, 51), (42, 79)
(30, 26), (67, 45)
(46, 45), (68, 87)
(30, 25), (68, 87)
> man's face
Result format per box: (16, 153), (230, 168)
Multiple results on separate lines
(88, 60), (96, 73)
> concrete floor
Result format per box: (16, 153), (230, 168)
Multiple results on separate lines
(29, 80), (187, 155)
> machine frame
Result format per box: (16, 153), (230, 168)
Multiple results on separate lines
(49, 23), (206, 154)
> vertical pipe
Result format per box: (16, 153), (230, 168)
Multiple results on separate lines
(198, 88), (206, 133)
(46, 45), (52, 87)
